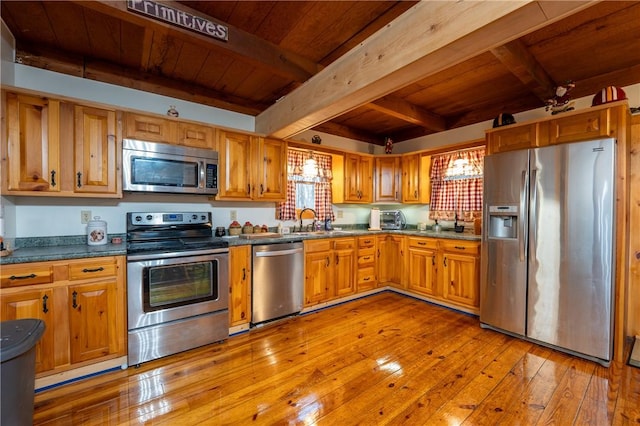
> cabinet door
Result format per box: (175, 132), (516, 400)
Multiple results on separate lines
(217, 131), (253, 199)
(401, 154), (421, 203)
(549, 108), (613, 144)
(379, 235), (404, 287)
(5, 93), (61, 192)
(358, 156), (374, 203)
(68, 280), (120, 363)
(486, 122), (549, 154)
(374, 157), (401, 202)
(407, 239), (438, 296)
(441, 252), (479, 309)
(344, 153), (363, 202)
(178, 122), (215, 149)
(229, 246), (251, 326)
(304, 251), (333, 306)
(1, 288), (55, 373)
(124, 113), (175, 142)
(74, 106), (118, 194)
(254, 138), (287, 201)
(334, 239), (356, 297)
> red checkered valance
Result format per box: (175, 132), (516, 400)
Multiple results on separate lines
(429, 148), (484, 222)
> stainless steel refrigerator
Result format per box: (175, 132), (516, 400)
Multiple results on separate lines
(480, 138), (615, 365)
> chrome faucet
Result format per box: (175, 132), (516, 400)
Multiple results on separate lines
(299, 207), (317, 232)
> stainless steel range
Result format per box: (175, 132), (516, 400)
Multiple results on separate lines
(126, 212), (229, 365)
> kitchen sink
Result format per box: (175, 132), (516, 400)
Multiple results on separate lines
(293, 230), (353, 236)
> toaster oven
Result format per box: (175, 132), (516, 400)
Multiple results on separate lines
(380, 210), (406, 230)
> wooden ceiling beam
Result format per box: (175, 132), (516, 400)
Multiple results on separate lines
(490, 39), (557, 103)
(369, 96), (446, 132)
(14, 43), (267, 115)
(70, 0), (321, 82)
(255, 1), (597, 140)
(310, 122), (382, 146)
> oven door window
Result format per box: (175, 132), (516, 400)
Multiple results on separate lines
(143, 260), (218, 311)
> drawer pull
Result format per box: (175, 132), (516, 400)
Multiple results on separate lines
(82, 267), (105, 273)
(9, 273), (37, 280)
(363, 256), (371, 260)
(454, 246), (466, 250)
(72, 291), (78, 309)
(364, 277), (370, 281)
(363, 240), (371, 244)
(418, 242), (426, 245)
(42, 295), (49, 313)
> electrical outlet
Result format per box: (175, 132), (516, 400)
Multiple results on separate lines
(81, 210), (92, 224)
(337, 210), (344, 219)
(230, 210), (237, 221)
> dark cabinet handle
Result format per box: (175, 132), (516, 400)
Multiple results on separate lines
(418, 242), (426, 245)
(363, 256), (371, 260)
(42, 294), (49, 313)
(77, 172), (82, 188)
(242, 268), (246, 281)
(9, 273), (36, 280)
(50, 170), (56, 187)
(336, 256), (339, 265)
(260, 184), (264, 194)
(72, 291), (78, 309)
(326, 257), (330, 267)
(247, 184), (251, 195)
(432, 256), (435, 266)
(364, 277), (370, 281)
(82, 267), (104, 273)
(454, 246), (466, 250)
(414, 190), (418, 198)
(377, 249), (380, 257)
(444, 257), (447, 267)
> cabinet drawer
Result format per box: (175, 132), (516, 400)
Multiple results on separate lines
(408, 237), (437, 250)
(304, 239), (333, 253)
(358, 248), (376, 266)
(1, 264), (54, 288)
(334, 238), (355, 250)
(68, 258), (118, 281)
(439, 240), (480, 255)
(357, 267), (376, 286)
(357, 237), (376, 249)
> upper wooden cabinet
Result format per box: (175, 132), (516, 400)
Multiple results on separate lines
(74, 105), (118, 195)
(486, 102), (627, 155)
(2, 91), (121, 198)
(401, 153), (421, 203)
(217, 130), (287, 201)
(374, 156), (401, 202)
(344, 153), (373, 203)
(4, 93), (61, 193)
(124, 112), (215, 149)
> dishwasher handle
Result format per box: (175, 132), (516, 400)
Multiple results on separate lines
(255, 248), (303, 258)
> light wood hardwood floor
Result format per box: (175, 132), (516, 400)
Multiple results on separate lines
(33, 292), (639, 425)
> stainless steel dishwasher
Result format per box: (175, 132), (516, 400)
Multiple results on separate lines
(252, 242), (304, 324)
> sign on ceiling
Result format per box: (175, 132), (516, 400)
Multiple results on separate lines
(127, 0), (228, 42)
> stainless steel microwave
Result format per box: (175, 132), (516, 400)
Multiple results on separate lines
(123, 139), (218, 195)
(381, 210), (406, 230)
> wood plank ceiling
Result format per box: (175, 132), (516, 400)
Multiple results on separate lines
(2, 1), (639, 145)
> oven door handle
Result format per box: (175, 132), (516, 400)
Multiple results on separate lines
(127, 247), (229, 261)
(255, 248), (303, 258)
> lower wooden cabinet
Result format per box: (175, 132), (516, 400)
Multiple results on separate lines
(356, 236), (377, 291)
(378, 234), (405, 288)
(0, 256), (126, 378)
(229, 245), (252, 326)
(405, 236), (480, 312)
(304, 238), (356, 306)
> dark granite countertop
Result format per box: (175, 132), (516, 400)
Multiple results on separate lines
(1, 229), (480, 265)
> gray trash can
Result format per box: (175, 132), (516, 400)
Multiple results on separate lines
(1, 319), (46, 426)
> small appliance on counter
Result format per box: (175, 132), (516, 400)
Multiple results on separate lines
(380, 210), (406, 230)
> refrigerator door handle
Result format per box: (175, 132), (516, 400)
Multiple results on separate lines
(528, 168), (538, 259)
(520, 170), (528, 262)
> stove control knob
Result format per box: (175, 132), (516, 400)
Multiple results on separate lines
(135, 215), (142, 222)
(146, 215), (153, 221)
(201, 215), (206, 221)
(192, 214), (198, 220)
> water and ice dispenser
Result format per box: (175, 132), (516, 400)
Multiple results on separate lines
(488, 205), (518, 239)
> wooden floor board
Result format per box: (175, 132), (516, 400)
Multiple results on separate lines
(32, 292), (640, 425)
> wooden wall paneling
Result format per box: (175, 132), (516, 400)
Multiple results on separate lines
(628, 113), (640, 337)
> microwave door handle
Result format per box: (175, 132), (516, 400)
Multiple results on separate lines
(199, 161), (205, 189)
